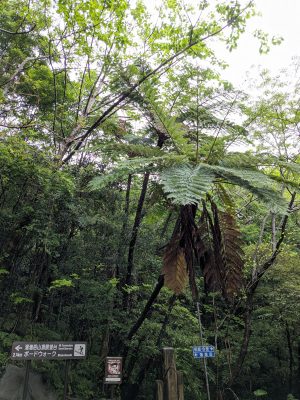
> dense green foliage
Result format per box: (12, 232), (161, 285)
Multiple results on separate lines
(0, 0), (299, 399)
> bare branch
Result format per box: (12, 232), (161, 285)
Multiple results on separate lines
(0, 24), (36, 35)
(248, 192), (297, 292)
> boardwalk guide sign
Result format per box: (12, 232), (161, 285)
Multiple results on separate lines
(11, 341), (87, 360)
(11, 341), (87, 400)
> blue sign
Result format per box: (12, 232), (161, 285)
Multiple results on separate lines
(193, 346), (215, 358)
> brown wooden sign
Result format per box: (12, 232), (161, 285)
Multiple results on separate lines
(104, 357), (123, 384)
(11, 341), (87, 360)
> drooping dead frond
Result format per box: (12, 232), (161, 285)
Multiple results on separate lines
(213, 205), (244, 298)
(197, 204), (224, 294)
(180, 205), (198, 299)
(162, 236), (188, 295)
(162, 202), (244, 300)
(197, 201), (244, 300)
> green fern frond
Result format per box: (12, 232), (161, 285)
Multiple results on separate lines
(160, 163), (287, 211)
(203, 164), (288, 212)
(267, 174), (300, 191)
(278, 161), (300, 175)
(88, 155), (187, 191)
(140, 82), (194, 155)
(101, 143), (165, 158)
(161, 164), (215, 205)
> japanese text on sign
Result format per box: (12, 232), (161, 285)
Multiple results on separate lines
(11, 342), (87, 360)
(193, 345), (215, 358)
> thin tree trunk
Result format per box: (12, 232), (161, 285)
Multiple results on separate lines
(126, 275), (165, 342)
(123, 295), (176, 400)
(271, 212), (276, 252)
(116, 174), (132, 278)
(230, 193), (296, 386)
(229, 292), (254, 385)
(285, 321), (294, 393)
(122, 171), (150, 308)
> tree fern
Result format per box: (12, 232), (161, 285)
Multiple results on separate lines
(160, 163), (288, 212)
(138, 81), (195, 156)
(160, 164), (215, 205)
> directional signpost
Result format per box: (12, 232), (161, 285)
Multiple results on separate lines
(11, 341), (87, 400)
(11, 341), (87, 360)
(193, 346), (215, 359)
(192, 344), (215, 400)
(196, 302), (216, 400)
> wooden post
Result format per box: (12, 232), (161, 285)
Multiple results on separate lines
(63, 360), (70, 400)
(156, 379), (164, 400)
(177, 371), (184, 400)
(162, 347), (178, 400)
(22, 360), (31, 400)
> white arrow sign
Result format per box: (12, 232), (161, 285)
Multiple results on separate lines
(15, 345), (22, 352)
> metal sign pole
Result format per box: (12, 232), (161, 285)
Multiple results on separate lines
(22, 360), (31, 400)
(110, 385), (115, 399)
(63, 359), (70, 400)
(196, 302), (211, 400)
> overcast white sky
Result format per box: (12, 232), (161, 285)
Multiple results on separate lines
(216, 0), (300, 87)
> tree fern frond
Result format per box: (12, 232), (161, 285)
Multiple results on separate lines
(203, 164), (288, 212)
(101, 143), (165, 158)
(88, 155), (187, 191)
(267, 174), (300, 191)
(140, 82), (194, 155)
(161, 164), (215, 205)
(160, 163), (287, 210)
(278, 161), (300, 174)
(88, 158), (155, 191)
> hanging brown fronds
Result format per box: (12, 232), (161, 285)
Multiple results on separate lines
(197, 203), (224, 294)
(196, 200), (244, 299)
(219, 210), (244, 298)
(180, 205), (199, 299)
(162, 235), (188, 295)
(211, 202), (244, 299)
(162, 202), (244, 300)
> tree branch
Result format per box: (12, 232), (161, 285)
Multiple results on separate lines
(249, 192), (296, 292)
(62, 2), (253, 164)
(0, 25), (36, 35)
